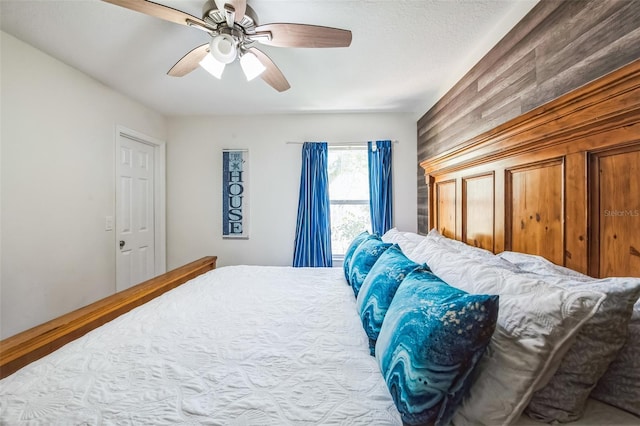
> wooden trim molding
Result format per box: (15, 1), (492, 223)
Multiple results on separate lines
(0, 256), (217, 379)
(420, 59), (640, 176)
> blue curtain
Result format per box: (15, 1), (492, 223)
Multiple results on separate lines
(368, 140), (393, 235)
(293, 142), (333, 267)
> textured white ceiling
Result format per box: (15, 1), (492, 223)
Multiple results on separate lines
(0, 0), (538, 117)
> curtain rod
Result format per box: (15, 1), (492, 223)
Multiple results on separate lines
(285, 140), (399, 145)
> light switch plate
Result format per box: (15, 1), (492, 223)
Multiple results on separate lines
(105, 216), (114, 231)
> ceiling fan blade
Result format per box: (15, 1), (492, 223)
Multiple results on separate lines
(248, 48), (291, 92)
(102, 0), (210, 29)
(167, 44), (209, 77)
(253, 23), (352, 48)
(214, 0), (246, 22)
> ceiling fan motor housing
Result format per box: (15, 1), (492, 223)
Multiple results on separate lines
(202, 0), (258, 30)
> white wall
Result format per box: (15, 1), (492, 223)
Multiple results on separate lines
(0, 31), (419, 338)
(167, 114), (417, 268)
(0, 32), (167, 338)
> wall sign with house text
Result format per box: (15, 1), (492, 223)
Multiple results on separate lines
(222, 149), (249, 239)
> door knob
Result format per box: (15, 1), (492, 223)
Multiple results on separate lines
(119, 240), (125, 249)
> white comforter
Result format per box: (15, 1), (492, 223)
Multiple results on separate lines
(2, 265), (638, 425)
(0, 266), (402, 425)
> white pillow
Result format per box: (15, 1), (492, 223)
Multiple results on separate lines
(496, 250), (640, 419)
(381, 227), (403, 243)
(426, 228), (496, 260)
(524, 273), (640, 422)
(497, 251), (589, 279)
(591, 302), (640, 416)
(381, 228), (424, 260)
(426, 234), (640, 421)
(416, 237), (605, 425)
(411, 229), (520, 272)
(399, 230), (427, 244)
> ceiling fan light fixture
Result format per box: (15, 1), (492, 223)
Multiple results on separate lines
(199, 53), (225, 79)
(104, 0), (351, 92)
(240, 52), (266, 81)
(209, 33), (237, 64)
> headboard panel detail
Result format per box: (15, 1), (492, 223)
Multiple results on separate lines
(589, 144), (640, 277)
(420, 60), (640, 278)
(435, 179), (457, 240)
(505, 158), (564, 265)
(463, 172), (495, 252)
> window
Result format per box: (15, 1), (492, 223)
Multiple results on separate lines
(327, 146), (370, 261)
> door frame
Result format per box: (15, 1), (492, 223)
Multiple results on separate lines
(114, 125), (166, 281)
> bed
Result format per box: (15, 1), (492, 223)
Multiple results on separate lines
(0, 238), (638, 425)
(1, 61), (639, 425)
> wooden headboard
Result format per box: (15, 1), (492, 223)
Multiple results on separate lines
(420, 59), (640, 278)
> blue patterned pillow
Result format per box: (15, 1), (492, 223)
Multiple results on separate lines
(348, 237), (392, 297)
(356, 245), (425, 355)
(343, 231), (370, 283)
(376, 270), (499, 426)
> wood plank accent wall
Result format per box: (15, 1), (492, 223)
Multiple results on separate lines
(417, 0), (640, 233)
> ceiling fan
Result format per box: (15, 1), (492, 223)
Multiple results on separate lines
(102, 0), (353, 92)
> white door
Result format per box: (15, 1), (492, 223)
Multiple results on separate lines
(116, 134), (155, 291)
